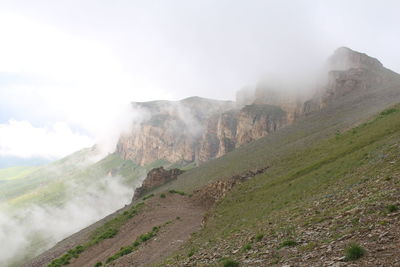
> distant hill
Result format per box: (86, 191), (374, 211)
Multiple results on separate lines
(0, 156), (50, 169)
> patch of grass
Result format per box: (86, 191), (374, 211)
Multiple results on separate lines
(387, 204), (398, 213)
(105, 223), (167, 264)
(219, 257), (240, 267)
(242, 243), (252, 251)
(48, 245), (85, 267)
(278, 240), (298, 249)
(48, 202), (144, 266)
(89, 202), (144, 245)
(379, 108), (398, 116)
(344, 243), (365, 261)
(160, 193), (166, 198)
(169, 189), (186, 196)
(255, 233), (264, 242)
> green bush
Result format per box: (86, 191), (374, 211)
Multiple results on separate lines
(387, 204), (398, 213)
(160, 193), (166, 198)
(94, 262), (102, 267)
(344, 243), (365, 261)
(93, 228), (118, 244)
(242, 243), (252, 251)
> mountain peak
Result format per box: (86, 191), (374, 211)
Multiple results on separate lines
(328, 47), (383, 71)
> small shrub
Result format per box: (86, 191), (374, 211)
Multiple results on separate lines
(94, 262), (102, 267)
(160, 193), (166, 198)
(242, 243), (252, 251)
(220, 257), (240, 267)
(255, 233), (264, 242)
(344, 243), (365, 261)
(387, 204), (398, 213)
(176, 216), (181, 220)
(278, 239), (298, 249)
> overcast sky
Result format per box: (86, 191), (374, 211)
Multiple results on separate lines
(0, 0), (399, 160)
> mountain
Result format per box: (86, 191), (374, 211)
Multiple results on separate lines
(25, 47), (400, 266)
(116, 47), (400, 168)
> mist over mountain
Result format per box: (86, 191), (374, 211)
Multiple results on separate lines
(0, 1), (400, 267)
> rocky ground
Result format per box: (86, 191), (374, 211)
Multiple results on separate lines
(170, 162), (400, 266)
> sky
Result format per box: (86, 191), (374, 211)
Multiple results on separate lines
(0, 0), (399, 161)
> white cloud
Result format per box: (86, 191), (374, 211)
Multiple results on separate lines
(0, 120), (93, 158)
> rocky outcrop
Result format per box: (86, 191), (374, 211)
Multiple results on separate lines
(133, 167), (184, 200)
(304, 47), (391, 113)
(191, 168), (268, 210)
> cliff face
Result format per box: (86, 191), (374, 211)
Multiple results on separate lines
(117, 47), (393, 166)
(117, 97), (235, 165)
(304, 47), (394, 113)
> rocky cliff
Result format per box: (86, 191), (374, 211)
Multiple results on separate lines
(304, 47), (396, 113)
(116, 47), (395, 167)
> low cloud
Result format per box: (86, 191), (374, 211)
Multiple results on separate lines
(0, 120), (93, 159)
(0, 174), (134, 266)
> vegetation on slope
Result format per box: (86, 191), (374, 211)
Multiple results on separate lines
(48, 202), (145, 267)
(163, 104), (400, 265)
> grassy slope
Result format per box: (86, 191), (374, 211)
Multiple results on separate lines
(0, 150), (145, 209)
(162, 104), (400, 265)
(0, 166), (39, 181)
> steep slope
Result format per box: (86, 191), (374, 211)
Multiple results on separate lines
(164, 103), (400, 267)
(28, 47), (400, 267)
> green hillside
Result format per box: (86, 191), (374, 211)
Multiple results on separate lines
(0, 166), (39, 181)
(163, 104), (400, 265)
(0, 150), (145, 210)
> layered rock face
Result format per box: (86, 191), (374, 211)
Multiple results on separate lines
(117, 47), (394, 166)
(117, 96), (290, 165)
(117, 97), (235, 165)
(133, 167), (184, 200)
